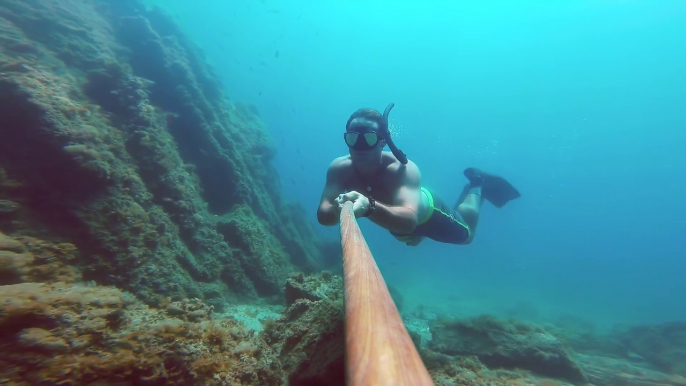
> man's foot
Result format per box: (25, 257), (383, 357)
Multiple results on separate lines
(464, 167), (484, 196)
(464, 168), (484, 187)
(463, 167), (521, 208)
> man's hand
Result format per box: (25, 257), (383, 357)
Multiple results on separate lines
(336, 191), (370, 218)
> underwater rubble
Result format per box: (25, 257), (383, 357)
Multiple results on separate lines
(0, 0), (685, 385)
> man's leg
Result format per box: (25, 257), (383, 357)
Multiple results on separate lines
(413, 190), (470, 244)
(455, 177), (484, 244)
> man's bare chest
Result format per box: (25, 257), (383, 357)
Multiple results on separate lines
(344, 176), (395, 204)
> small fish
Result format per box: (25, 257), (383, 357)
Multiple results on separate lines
(275, 50), (279, 58)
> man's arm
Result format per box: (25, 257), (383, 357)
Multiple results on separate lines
(367, 161), (421, 234)
(317, 159), (345, 226)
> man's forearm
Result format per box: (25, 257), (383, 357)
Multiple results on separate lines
(368, 201), (417, 234)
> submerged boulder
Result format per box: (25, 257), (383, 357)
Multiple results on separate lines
(611, 321), (686, 376)
(265, 273), (345, 386)
(284, 271), (343, 306)
(429, 315), (587, 384)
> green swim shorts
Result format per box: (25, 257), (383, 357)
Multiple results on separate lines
(391, 187), (471, 244)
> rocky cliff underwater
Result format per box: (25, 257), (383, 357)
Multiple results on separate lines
(1, 1), (684, 385)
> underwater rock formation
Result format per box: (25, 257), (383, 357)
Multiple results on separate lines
(611, 322), (686, 375)
(0, 280), (284, 385)
(0, 0), (326, 307)
(0, 231), (80, 285)
(429, 315), (588, 383)
(284, 270), (343, 306)
(264, 272), (345, 386)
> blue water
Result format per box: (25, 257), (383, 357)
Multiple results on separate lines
(145, 0), (686, 329)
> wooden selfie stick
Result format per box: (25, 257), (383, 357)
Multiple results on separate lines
(339, 201), (434, 386)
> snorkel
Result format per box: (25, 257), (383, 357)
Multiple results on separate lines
(381, 103), (408, 164)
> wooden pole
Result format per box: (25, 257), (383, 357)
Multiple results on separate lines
(339, 201), (434, 386)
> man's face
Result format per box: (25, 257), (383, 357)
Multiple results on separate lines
(345, 118), (385, 164)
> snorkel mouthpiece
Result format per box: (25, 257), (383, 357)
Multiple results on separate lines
(382, 102), (408, 164)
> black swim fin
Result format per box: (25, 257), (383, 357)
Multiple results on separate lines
(464, 167), (521, 208)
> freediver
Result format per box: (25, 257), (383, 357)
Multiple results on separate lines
(316, 103), (520, 246)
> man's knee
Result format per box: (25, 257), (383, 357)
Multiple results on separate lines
(461, 230), (475, 245)
(457, 203), (479, 223)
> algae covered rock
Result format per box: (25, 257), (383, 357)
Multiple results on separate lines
(429, 315), (587, 383)
(0, 232), (80, 285)
(0, 0), (326, 307)
(0, 281), (285, 385)
(611, 322), (686, 376)
(216, 204), (291, 297)
(264, 273), (346, 386)
(284, 270), (343, 306)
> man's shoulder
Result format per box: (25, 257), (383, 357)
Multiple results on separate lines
(327, 155), (353, 176)
(381, 154), (420, 187)
(329, 155), (351, 168)
(383, 153), (419, 174)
